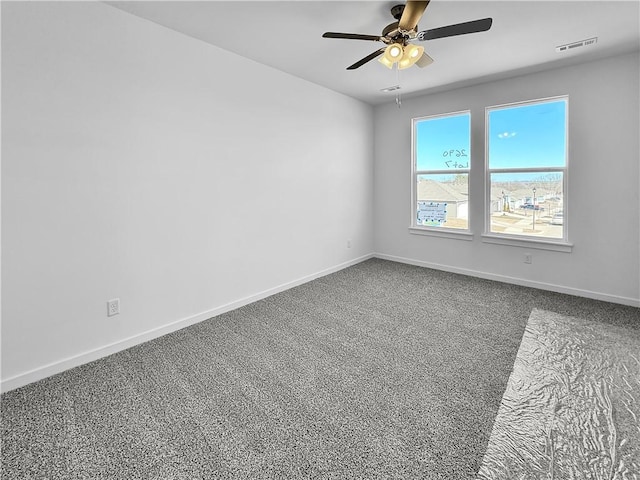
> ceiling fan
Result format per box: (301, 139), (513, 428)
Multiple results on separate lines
(322, 1), (493, 70)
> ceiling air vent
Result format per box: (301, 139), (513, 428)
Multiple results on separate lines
(556, 37), (597, 53)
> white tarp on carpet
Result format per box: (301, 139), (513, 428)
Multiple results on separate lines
(477, 308), (640, 479)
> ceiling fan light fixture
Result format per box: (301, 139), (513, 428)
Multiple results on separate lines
(389, 44), (403, 58)
(379, 43), (404, 68)
(398, 44), (425, 69)
(386, 43), (403, 59)
(378, 55), (395, 69)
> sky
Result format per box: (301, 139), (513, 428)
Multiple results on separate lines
(415, 99), (567, 174)
(415, 112), (470, 172)
(488, 99), (567, 170)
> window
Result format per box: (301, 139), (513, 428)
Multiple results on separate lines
(412, 111), (470, 231)
(486, 97), (568, 242)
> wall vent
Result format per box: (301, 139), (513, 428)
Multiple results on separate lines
(556, 37), (597, 53)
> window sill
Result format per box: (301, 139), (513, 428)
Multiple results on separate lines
(481, 233), (573, 252)
(409, 226), (474, 241)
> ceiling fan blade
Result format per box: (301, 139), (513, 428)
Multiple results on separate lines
(417, 18), (493, 41)
(347, 48), (386, 70)
(323, 32), (382, 41)
(415, 51), (434, 68)
(398, 1), (430, 32)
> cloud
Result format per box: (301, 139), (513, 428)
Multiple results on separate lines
(498, 132), (517, 139)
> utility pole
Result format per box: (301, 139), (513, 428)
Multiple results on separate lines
(532, 187), (537, 231)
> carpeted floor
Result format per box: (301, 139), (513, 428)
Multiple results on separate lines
(2, 259), (639, 479)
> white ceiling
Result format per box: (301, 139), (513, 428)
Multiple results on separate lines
(107, 1), (640, 105)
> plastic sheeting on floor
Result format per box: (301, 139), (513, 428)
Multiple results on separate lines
(477, 308), (640, 479)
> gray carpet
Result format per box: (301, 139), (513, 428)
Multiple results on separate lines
(2, 258), (639, 479)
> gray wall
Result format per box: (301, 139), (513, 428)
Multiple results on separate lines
(1, 2), (374, 390)
(373, 52), (640, 305)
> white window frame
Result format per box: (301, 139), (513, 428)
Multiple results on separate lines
(409, 110), (473, 240)
(483, 96), (572, 252)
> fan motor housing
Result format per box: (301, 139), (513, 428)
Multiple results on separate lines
(390, 4), (405, 20)
(382, 22), (400, 37)
(384, 5), (418, 40)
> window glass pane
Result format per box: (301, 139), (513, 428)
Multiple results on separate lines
(416, 174), (468, 229)
(415, 113), (470, 171)
(488, 99), (567, 169)
(489, 172), (564, 239)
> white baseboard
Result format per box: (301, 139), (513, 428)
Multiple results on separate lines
(374, 253), (640, 308)
(1, 254), (374, 393)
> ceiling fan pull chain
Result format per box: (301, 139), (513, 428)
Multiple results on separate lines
(395, 63), (402, 108)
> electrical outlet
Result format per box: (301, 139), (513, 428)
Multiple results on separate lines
(347, 239), (352, 249)
(107, 298), (120, 317)
(524, 253), (532, 264)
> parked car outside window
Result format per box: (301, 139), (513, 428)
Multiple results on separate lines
(550, 212), (564, 225)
